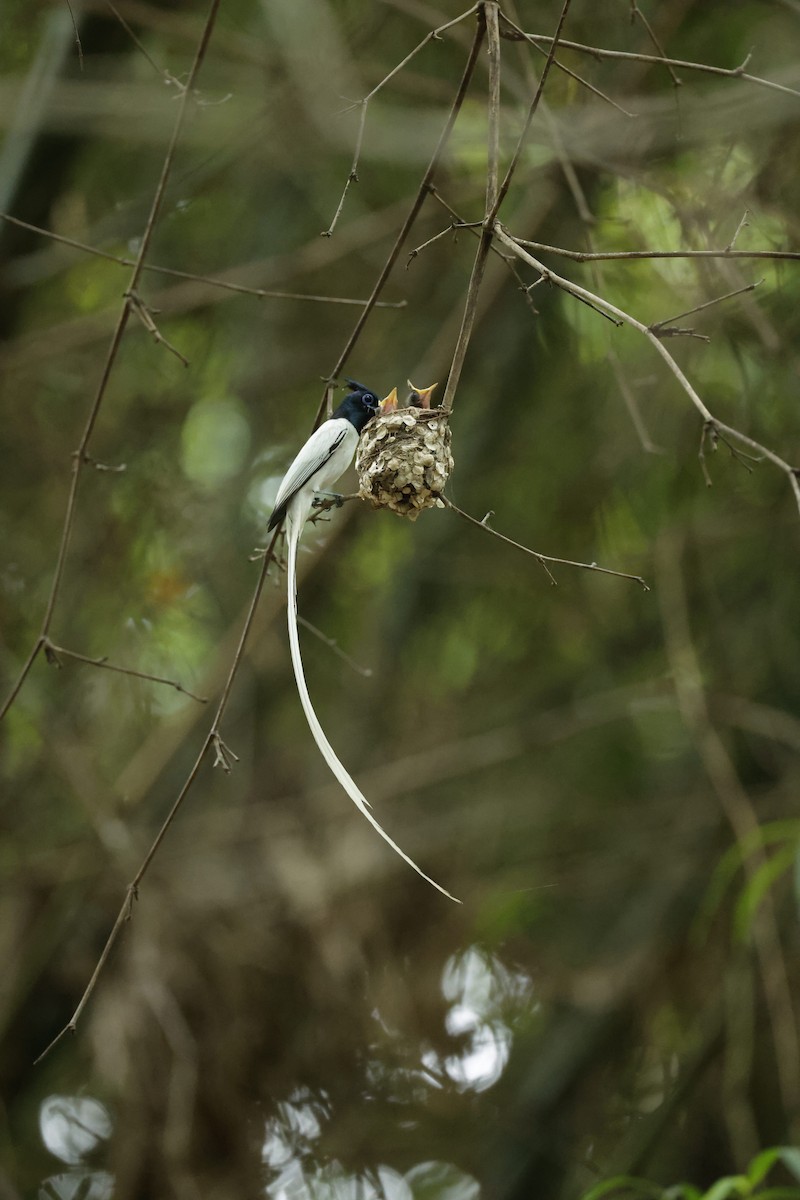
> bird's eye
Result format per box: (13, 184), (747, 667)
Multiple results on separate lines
(365, 393), (378, 408)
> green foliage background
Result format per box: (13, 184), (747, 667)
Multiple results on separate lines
(1, 1), (800, 1197)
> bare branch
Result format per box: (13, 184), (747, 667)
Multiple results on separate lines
(500, 10), (637, 118)
(104, 0), (183, 90)
(497, 224), (800, 516)
(212, 732), (240, 773)
(510, 28), (800, 101)
(322, 4), (479, 235)
(509, 235), (800, 264)
(42, 638), (207, 704)
(497, 224), (713, 423)
(649, 279), (763, 334)
(322, 101), (367, 238)
(0, 212), (407, 308)
(607, 350), (664, 455)
(426, 186), (534, 301)
(406, 221), (463, 268)
(629, 2), (681, 88)
(726, 210), (750, 252)
(125, 289), (189, 367)
(441, 496), (649, 589)
(298, 616), (373, 678)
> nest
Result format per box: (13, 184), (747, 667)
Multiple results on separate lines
(356, 406), (454, 521)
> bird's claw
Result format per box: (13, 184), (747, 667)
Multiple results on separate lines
(312, 490), (345, 510)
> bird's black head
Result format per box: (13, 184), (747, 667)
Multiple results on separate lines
(335, 381), (381, 433)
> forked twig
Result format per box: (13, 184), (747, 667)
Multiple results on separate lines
(0, 211), (406, 308)
(425, 187), (534, 301)
(499, 10), (637, 118)
(104, 0), (183, 90)
(510, 28), (800, 101)
(298, 616), (373, 678)
(125, 289), (189, 367)
(441, 496), (649, 588)
(496, 225), (800, 515)
(322, 3), (480, 236)
(510, 236), (800, 264)
(649, 279), (763, 335)
(607, 350), (664, 455)
(43, 639), (207, 704)
(629, 2), (681, 88)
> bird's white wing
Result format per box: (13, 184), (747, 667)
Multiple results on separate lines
(269, 419), (351, 529)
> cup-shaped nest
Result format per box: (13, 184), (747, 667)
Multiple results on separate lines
(356, 406), (453, 521)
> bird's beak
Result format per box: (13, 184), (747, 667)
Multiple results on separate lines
(407, 380), (437, 409)
(380, 387), (399, 414)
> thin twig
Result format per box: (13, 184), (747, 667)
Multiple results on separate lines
(65, 0), (84, 70)
(499, 11), (636, 118)
(322, 4), (479, 236)
(650, 326), (710, 343)
(104, 0), (182, 89)
(42, 639), (207, 704)
(212, 731), (240, 772)
(0, 211), (406, 307)
(629, 2), (681, 88)
(125, 289), (189, 367)
(0, 0), (222, 727)
(322, 101), (367, 238)
(726, 209), (749, 252)
(510, 29), (800, 101)
(650, 279), (763, 334)
(510, 235), (800, 263)
(297, 616), (373, 678)
(441, 496), (649, 589)
(550, 53), (636, 117)
(426, 187), (534, 300)
(607, 350), (664, 455)
(406, 222), (462, 268)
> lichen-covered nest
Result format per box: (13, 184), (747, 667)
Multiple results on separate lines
(356, 406), (454, 521)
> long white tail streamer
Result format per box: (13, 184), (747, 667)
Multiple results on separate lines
(285, 510), (460, 903)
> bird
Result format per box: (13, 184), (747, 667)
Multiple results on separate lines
(267, 381), (459, 903)
(379, 380), (438, 413)
(407, 379), (438, 409)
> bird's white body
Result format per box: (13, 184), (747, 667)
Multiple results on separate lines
(272, 418), (358, 528)
(272, 411), (459, 903)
